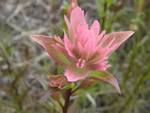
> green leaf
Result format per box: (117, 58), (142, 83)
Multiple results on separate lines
(63, 1), (69, 9)
(106, 0), (113, 8)
(63, 83), (75, 90)
(89, 71), (121, 94)
(72, 86), (92, 96)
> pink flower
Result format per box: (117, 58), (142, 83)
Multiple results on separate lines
(30, 7), (134, 94)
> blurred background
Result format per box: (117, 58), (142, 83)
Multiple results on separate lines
(0, 0), (150, 113)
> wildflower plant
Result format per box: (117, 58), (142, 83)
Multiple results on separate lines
(30, 1), (134, 113)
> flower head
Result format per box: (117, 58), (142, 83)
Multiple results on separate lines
(30, 7), (134, 94)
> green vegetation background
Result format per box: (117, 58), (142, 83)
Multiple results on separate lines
(0, 0), (150, 113)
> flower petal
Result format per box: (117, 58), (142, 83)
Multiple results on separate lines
(47, 75), (70, 88)
(65, 65), (88, 82)
(91, 20), (100, 36)
(71, 7), (87, 29)
(69, 7), (88, 41)
(102, 31), (134, 56)
(88, 61), (111, 71)
(89, 71), (121, 94)
(64, 15), (70, 29)
(30, 35), (71, 67)
(64, 31), (77, 59)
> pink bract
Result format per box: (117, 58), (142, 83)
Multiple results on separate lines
(30, 7), (134, 94)
(47, 75), (70, 88)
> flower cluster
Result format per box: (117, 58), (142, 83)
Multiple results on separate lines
(30, 7), (134, 94)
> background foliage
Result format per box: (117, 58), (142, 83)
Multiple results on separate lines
(0, 0), (150, 113)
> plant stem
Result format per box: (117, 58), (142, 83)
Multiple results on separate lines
(63, 89), (72, 113)
(101, 1), (107, 30)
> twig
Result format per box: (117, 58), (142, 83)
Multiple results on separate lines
(6, 0), (35, 32)
(13, 27), (50, 40)
(14, 52), (49, 68)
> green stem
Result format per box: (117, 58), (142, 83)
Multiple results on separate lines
(101, 1), (107, 30)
